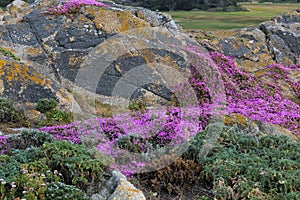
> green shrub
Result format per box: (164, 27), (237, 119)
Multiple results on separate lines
(185, 123), (300, 199)
(6, 129), (55, 153)
(45, 109), (73, 123)
(128, 99), (147, 112)
(36, 99), (58, 113)
(0, 97), (25, 123)
(35, 99), (73, 127)
(0, 155), (21, 183)
(45, 182), (90, 200)
(0, 130), (108, 199)
(0, 48), (21, 61)
(0, 0), (12, 8)
(40, 140), (106, 192)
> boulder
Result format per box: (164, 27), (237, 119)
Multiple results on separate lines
(224, 114), (299, 141)
(194, 9), (300, 72)
(0, 1), (299, 134)
(91, 170), (145, 200)
(0, 0), (33, 25)
(0, 0), (196, 118)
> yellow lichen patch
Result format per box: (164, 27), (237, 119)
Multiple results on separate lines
(0, 60), (7, 72)
(26, 47), (43, 56)
(254, 69), (267, 77)
(212, 30), (237, 38)
(68, 55), (82, 66)
(0, 60), (50, 86)
(140, 49), (156, 64)
(0, 79), (4, 93)
(224, 114), (248, 127)
(85, 7), (150, 34)
(136, 10), (145, 20)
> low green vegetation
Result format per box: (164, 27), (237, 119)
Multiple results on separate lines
(166, 3), (299, 30)
(0, 97), (72, 128)
(0, 129), (107, 199)
(135, 123), (300, 199)
(185, 123), (300, 199)
(0, 48), (20, 61)
(35, 98), (73, 127)
(0, 98), (25, 124)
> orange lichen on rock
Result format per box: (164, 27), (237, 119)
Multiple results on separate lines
(0, 60), (50, 86)
(26, 47), (43, 56)
(224, 114), (248, 127)
(84, 7), (150, 34)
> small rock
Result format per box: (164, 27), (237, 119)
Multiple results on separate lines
(107, 171), (146, 200)
(92, 170), (145, 200)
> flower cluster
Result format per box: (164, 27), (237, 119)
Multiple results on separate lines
(39, 107), (200, 175)
(210, 52), (300, 135)
(37, 47), (300, 175)
(47, 0), (109, 17)
(0, 136), (9, 154)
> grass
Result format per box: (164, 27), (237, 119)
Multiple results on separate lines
(165, 3), (300, 31)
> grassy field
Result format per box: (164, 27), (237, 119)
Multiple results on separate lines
(165, 3), (299, 31)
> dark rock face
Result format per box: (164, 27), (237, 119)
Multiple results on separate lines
(0, 59), (61, 103)
(0, 0), (187, 112)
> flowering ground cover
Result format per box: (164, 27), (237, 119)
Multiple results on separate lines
(37, 45), (300, 176)
(46, 0), (109, 18)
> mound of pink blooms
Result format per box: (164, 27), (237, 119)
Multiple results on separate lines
(36, 46), (300, 175)
(209, 52), (300, 136)
(47, 0), (109, 16)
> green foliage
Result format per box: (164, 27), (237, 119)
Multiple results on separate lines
(0, 130), (107, 199)
(128, 99), (147, 112)
(0, 97), (25, 123)
(45, 182), (90, 200)
(167, 3), (298, 30)
(0, 155), (21, 183)
(40, 140), (106, 190)
(0, 48), (20, 61)
(120, 0), (240, 11)
(185, 123), (300, 199)
(7, 129), (55, 152)
(35, 99), (73, 127)
(46, 109), (73, 123)
(36, 99), (58, 113)
(0, 0), (13, 8)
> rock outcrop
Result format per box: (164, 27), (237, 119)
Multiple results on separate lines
(0, 1), (298, 132)
(0, 0), (194, 114)
(0, 1), (299, 199)
(193, 9), (300, 72)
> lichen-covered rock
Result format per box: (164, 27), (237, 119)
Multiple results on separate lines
(107, 171), (146, 200)
(224, 114), (299, 141)
(0, 59), (70, 105)
(0, 0), (188, 114)
(0, 0), (33, 25)
(0, 1), (299, 140)
(194, 9), (300, 72)
(90, 170), (145, 200)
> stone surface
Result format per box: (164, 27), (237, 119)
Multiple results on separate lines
(0, 0), (33, 25)
(92, 170), (145, 200)
(193, 9), (300, 72)
(0, 58), (70, 105)
(0, 0), (194, 116)
(224, 114), (299, 141)
(107, 171), (146, 200)
(0, 1), (298, 132)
